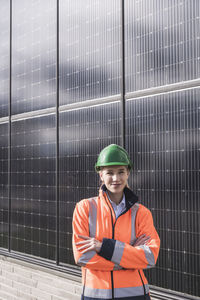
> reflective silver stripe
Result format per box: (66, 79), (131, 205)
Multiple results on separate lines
(115, 284), (149, 298)
(77, 251), (96, 267)
(77, 197), (98, 267)
(111, 240), (125, 265)
(139, 245), (155, 267)
(130, 203), (139, 245)
(84, 285), (149, 298)
(77, 250), (96, 267)
(84, 286), (112, 299)
(88, 197), (98, 238)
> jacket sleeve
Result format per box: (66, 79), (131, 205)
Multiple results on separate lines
(72, 200), (118, 271)
(98, 205), (160, 270)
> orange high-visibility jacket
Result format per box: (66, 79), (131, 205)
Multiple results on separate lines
(72, 185), (160, 300)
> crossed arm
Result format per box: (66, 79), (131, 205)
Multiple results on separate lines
(73, 201), (160, 270)
(76, 234), (151, 253)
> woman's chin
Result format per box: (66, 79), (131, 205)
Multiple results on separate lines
(108, 185), (123, 194)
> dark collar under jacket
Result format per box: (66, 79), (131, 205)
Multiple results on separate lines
(101, 184), (138, 210)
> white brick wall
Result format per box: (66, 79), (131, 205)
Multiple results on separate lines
(0, 255), (82, 300)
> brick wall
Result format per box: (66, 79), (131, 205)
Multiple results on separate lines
(0, 255), (82, 300)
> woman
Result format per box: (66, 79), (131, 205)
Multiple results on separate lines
(72, 144), (160, 300)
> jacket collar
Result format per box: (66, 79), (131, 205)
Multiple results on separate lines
(101, 184), (138, 210)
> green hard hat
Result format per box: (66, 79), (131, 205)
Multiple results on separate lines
(95, 144), (133, 172)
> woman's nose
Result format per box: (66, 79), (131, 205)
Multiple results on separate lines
(112, 174), (118, 181)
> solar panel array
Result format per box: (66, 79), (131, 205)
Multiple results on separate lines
(0, 0), (199, 297)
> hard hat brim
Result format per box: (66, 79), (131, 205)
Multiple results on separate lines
(95, 162), (132, 172)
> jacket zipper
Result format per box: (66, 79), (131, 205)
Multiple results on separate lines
(110, 211), (125, 299)
(110, 210), (115, 300)
(105, 194), (130, 300)
(104, 195), (115, 300)
(111, 215), (126, 300)
(138, 269), (146, 299)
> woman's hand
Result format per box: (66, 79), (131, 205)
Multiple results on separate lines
(76, 235), (102, 254)
(133, 234), (150, 247)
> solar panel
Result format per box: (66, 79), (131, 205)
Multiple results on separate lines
(59, 0), (121, 105)
(0, 0), (9, 118)
(126, 88), (200, 296)
(0, 122), (9, 249)
(11, 114), (56, 260)
(12, 0), (56, 115)
(125, 0), (200, 91)
(59, 102), (120, 264)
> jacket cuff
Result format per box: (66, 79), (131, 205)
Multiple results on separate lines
(98, 238), (116, 261)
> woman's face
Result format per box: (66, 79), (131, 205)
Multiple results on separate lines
(99, 165), (130, 195)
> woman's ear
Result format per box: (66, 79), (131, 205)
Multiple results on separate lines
(99, 171), (103, 182)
